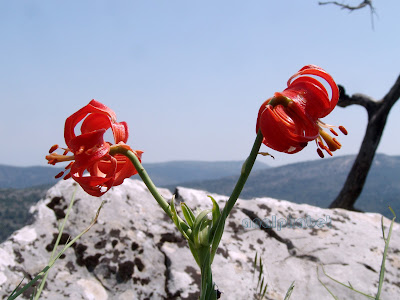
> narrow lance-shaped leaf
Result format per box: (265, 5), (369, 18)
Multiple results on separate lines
(283, 281), (295, 300)
(258, 257), (263, 289)
(259, 277), (265, 295)
(199, 247), (212, 300)
(199, 219), (212, 247)
(170, 196), (192, 241)
(170, 195), (180, 228)
(181, 202), (196, 228)
(253, 252), (258, 279)
(208, 195), (221, 227)
(261, 283), (268, 300)
(209, 211), (226, 263)
(188, 240), (201, 267)
(193, 210), (212, 249)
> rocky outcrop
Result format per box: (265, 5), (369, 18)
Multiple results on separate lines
(0, 179), (399, 299)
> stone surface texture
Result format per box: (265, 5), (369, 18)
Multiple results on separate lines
(0, 179), (399, 299)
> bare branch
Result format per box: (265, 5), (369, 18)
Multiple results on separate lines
(318, 1), (377, 28)
(318, 0), (373, 11)
(337, 85), (378, 116)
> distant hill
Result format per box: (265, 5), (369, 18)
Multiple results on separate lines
(0, 160), (269, 189)
(0, 184), (52, 242)
(166, 154), (400, 219)
(142, 160), (269, 186)
(0, 165), (63, 189)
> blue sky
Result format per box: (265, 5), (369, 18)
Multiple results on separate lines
(1, 1), (399, 168)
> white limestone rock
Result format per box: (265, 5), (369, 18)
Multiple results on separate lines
(0, 178), (399, 299)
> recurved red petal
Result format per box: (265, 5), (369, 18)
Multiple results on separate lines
(256, 98), (272, 133)
(71, 154), (117, 196)
(287, 65), (338, 118)
(69, 129), (110, 170)
(258, 104), (319, 153)
(64, 100), (117, 148)
(81, 113), (112, 135)
(283, 77), (331, 120)
(111, 121), (129, 144)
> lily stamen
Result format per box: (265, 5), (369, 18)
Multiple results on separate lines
(49, 144), (59, 153)
(55, 171), (65, 179)
(330, 128), (338, 136)
(339, 126), (348, 135)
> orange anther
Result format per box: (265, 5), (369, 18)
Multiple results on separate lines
(49, 144), (58, 153)
(65, 162), (73, 170)
(63, 173), (72, 180)
(324, 146), (333, 156)
(317, 148), (324, 158)
(63, 150), (69, 155)
(339, 126), (348, 135)
(55, 171), (64, 179)
(333, 138), (341, 147)
(330, 128), (338, 136)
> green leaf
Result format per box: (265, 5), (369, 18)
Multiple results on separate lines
(261, 283), (268, 300)
(170, 195), (180, 228)
(188, 240), (201, 267)
(208, 196), (221, 227)
(193, 210), (212, 248)
(199, 248), (212, 300)
(259, 277), (264, 294)
(209, 211), (226, 263)
(7, 266), (50, 300)
(253, 252), (258, 279)
(283, 281), (295, 300)
(170, 196), (193, 241)
(181, 202), (196, 228)
(258, 261), (263, 288)
(199, 219), (212, 246)
(377, 207), (397, 299)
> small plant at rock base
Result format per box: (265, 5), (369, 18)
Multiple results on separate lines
(317, 207), (397, 299)
(7, 189), (105, 300)
(252, 252), (295, 300)
(252, 252), (268, 300)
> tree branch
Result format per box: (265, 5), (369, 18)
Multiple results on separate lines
(337, 85), (378, 117)
(329, 73), (400, 210)
(381, 74), (400, 108)
(318, 0), (377, 28)
(318, 0), (373, 11)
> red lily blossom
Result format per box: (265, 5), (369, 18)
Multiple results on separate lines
(46, 100), (143, 196)
(256, 65), (347, 158)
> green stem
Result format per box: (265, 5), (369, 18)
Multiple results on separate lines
(111, 147), (172, 218)
(376, 208), (396, 299)
(34, 188), (77, 300)
(223, 130), (263, 219)
(208, 130), (263, 264)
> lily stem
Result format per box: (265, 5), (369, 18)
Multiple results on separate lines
(224, 129), (263, 216)
(113, 147), (172, 219)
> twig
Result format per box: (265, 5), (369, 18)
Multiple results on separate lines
(318, 1), (377, 29)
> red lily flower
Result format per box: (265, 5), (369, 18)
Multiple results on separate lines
(256, 65), (347, 158)
(46, 100), (143, 196)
